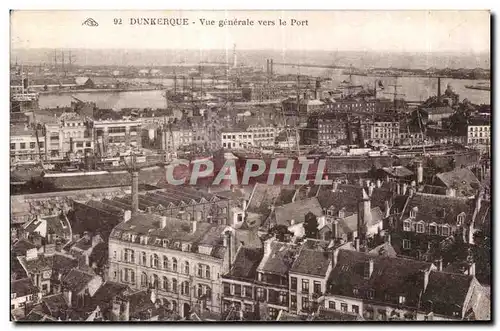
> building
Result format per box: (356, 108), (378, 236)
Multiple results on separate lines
(221, 128), (254, 149)
(246, 124), (280, 147)
(370, 120), (400, 145)
(10, 125), (44, 164)
(74, 77), (96, 89)
(11, 278), (40, 312)
(94, 118), (142, 156)
(467, 120), (490, 146)
(108, 213), (254, 318)
(324, 248), (488, 321)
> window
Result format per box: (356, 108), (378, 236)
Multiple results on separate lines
(30, 142), (36, 149)
(141, 272), (148, 287)
(20, 143), (26, 149)
(403, 220), (411, 231)
(416, 223), (425, 233)
(172, 258), (177, 272)
(244, 286), (253, 298)
(184, 261), (190, 274)
(10, 143), (15, 150)
(141, 252), (147, 265)
(151, 254), (159, 268)
(410, 208), (417, 218)
(302, 297), (309, 310)
(402, 239), (411, 250)
(399, 296), (406, 305)
(367, 289), (375, 299)
(313, 281), (321, 294)
(257, 288), (265, 301)
(442, 225), (450, 236)
(457, 213), (465, 226)
(181, 281), (190, 296)
(329, 301), (336, 310)
(151, 274), (159, 289)
(291, 295), (297, 309)
(352, 305), (359, 314)
(302, 279), (309, 293)
(172, 279), (178, 293)
(341, 303), (348, 312)
(353, 288), (359, 296)
(163, 256), (169, 270)
(290, 277), (297, 291)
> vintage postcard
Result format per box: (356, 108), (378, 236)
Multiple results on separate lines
(10, 10), (491, 322)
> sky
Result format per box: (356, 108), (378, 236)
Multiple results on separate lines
(11, 10), (490, 53)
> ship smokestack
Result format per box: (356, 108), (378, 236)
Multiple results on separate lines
(131, 171), (139, 215)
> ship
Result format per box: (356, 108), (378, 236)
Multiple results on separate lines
(465, 82), (490, 91)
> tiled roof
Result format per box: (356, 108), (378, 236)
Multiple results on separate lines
(368, 242), (397, 258)
(227, 247), (264, 280)
(126, 290), (155, 317)
(247, 184), (296, 215)
(327, 249), (433, 308)
(42, 293), (69, 316)
(435, 168), (481, 197)
(290, 240), (332, 277)
(381, 166), (414, 178)
(421, 271), (474, 317)
(401, 193), (475, 225)
(11, 278), (39, 297)
(91, 281), (130, 305)
(12, 239), (36, 257)
(23, 214), (72, 239)
(110, 213), (228, 257)
(257, 241), (300, 276)
(61, 269), (96, 294)
(335, 207), (384, 235)
(273, 197), (323, 227)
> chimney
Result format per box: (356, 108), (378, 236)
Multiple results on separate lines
(332, 220), (338, 239)
(65, 290), (73, 308)
(410, 180), (416, 188)
(402, 183), (408, 195)
(331, 181), (338, 192)
(270, 59), (273, 76)
(303, 92), (307, 100)
(191, 220), (197, 233)
(384, 200), (391, 217)
(437, 77), (441, 102)
(26, 248), (38, 261)
(358, 189), (372, 237)
(416, 161), (423, 184)
(376, 179), (382, 188)
(266, 59), (269, 75)
(242, 200), (247, 211)
(354, 237), (360, 252)
(264, 237), (274, 256)
(368, 183), (374, 197)
(468, 262), (476, 276)
(123, 210), (132, 222)
(364, 259), (374, 278)
(422, 269), (430, 292)
(131, 171), (139, 215)
(331, 249), (339, 268)
(436, 258), (443, 271)
(384, 233), (391, 244)
(161, 216), (167, 229)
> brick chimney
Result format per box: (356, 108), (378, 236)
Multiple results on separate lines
(191, 220), (197, 233)
(331, 248), (339, 268)
(161, 216), (167, 229)
(416, 161), (424, 184)
(131, 171), (139, 215)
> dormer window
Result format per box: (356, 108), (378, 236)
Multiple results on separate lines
(410, 207), (418, 218)
(131, 234), (137, 242)
(457, 213), (466, 226)
(416, 222), (425, 233)
(162, 239), (169, 248)
(399, 296), (406, 305)
(367, 289), (375, 300)
(338, 209), (345, 218)
(403, 220), (411, 232)
(442, 225), (450, 237)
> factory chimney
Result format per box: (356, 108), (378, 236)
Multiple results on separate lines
(232, 44), (237, 69)
(437, 77), (441, 102)
(270, 59), (273, 76)
(131, 171), (139, 215)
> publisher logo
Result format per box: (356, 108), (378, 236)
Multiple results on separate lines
(82, 18), (99, 27)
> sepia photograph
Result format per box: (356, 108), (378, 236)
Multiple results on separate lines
(9, 9), (491, 322)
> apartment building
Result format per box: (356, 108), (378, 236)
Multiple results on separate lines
(108, 213), (241, 318)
